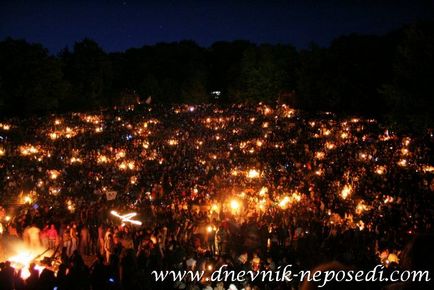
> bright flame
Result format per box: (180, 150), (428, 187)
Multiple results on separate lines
(23, 195), (33, 204)
(325, 142), (336, 150)
(49, 133), (58, 140)
(49, 170), (60, 180)
(7, 246), (50, 280)
(422, 165), (434, 173)
(115, 150), (126, 159)
(207, 225), (214, 233)
(259, 187), (268, 196)
(66, 200), (75, 213)
(340, 185), (352, 200)
(229, 199), (241, 214)
(168, 139), (178, 146)
(97, 155), (109, 163)
(70, 157), (82, 164)
(375, 166), (386, 175)
(246, 169), (260, 179)
(355, 201), (370, 215)
(397, 159), (407, 167)
(20, 145), (39, 156)
(210, 203), (219, 212)
(279, 196), (290, 209)
(315, 152), (325, 160)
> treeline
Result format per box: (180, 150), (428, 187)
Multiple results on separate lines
(0, 21), (433, 129)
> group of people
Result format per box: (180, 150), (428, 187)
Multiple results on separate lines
(0, 103), (433, 289)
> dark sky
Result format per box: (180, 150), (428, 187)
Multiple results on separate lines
(1, 0), (433, 53)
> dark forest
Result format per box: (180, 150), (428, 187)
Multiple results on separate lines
(1, 21), (433, 130)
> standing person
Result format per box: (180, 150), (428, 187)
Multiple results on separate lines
(47, 224), (58, 250)
(63, 228), (72, 257)
(98, 224), (105, 256)
(104, 233), (114, 264)
(0, 261), (15, 290)
(40, 225), (49, 249)
(27, 224), (41, 249)
(70, 224), (78, 255)
(80, 224), (91, 255)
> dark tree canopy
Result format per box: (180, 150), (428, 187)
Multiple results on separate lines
(1, 21), (433, 130)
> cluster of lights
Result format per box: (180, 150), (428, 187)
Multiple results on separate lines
(0, 123), (11, 130)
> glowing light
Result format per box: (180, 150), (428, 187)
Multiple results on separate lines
(0, 123), (11, 130)
(8, 251), (47, 280)
(359, 152), (369, 161)
(110, 210), (142, 225)
(259, 187), (268, 196)
(127, 161), (135, 170)
(70, 157), (82, 164)
(384, 196), (394, 204)
(97, 155), (109, 163)
(397, 159), (407, 167)
(325, 142), (336, 150)
(292, 192), (302, 202)
(118, 160), (135, 170)
(66, 200), (75, 213)
(229, 199), (241, 214)
(49, 132), (59, 140)
(315, 169), (324, 176)
(263, 106), (272, 115)
(355, 201), (370, 215)
(22, 195), (33, 204)
(49, 187), (61, 196)
(375, 166), (386, 175)
(49, 170), (60, 180)
(246, 169), (260, 179)
(322, 129), (331, 136)
(340, 184), (352, 200)
(20, 145), (39, 156)
(422, 165), (434, 173)
(168, 139), (178, 146)
(356, 220), (365, 231)
(0, 147), (5, 156)
(279, 196), (290, 209)
(315, 151), (325, 160)
(210, 203), (219, 212)
(115, 150), (126, 159)
(81, 114), (102, 124)
(95, 127), (103, 133)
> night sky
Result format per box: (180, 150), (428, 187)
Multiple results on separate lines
(1, 0), (433, 54)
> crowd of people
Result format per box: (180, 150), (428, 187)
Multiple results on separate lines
(0, 103), (433, 290)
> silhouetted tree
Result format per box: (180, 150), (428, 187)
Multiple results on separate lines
(0, 38), (67, 115)
(61, 38), (112, 110)
(380, 22), (434, 130)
